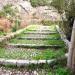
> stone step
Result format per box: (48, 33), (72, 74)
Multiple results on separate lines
(23, 32), (57, 35)
(8, 44), (63, 48)
(26, 29), (56, 32)
(0, 56), (66, 67)
(17, 37), (61, 40)
(0, 59), (55, 66)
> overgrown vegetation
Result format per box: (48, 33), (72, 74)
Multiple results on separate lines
(26, 25), (40, 30)
(0, 47), (66, 60)
(12, 19), (21, 32)
(0, 4), (21, 32)
(0, 20), (69, 74)
(8, 25), (63, 45)
(30, 0), (49, 7)
(14, 33), (60, 40)
(0, 62), (72, 75)
(9, 39), (65, 46)
(41, 20), (55, 26)
(51, 0), (75, 40)
(0, 31), (6, 36)
(0, 4), (16, 18)
(0, 25), (66, 60)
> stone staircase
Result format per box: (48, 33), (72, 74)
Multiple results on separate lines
(7, 25), (64, 49)
(0, 25), (66, 75)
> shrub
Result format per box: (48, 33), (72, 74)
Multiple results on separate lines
(41, 20), (58, 26)
(12, 19), (21, 32)
(0, 4), (15, 18)
(0, 4), (22, 32)
(55, 68), (72, 75)
(51, 0), (75, 40)
(30, 0), (49, 7)
(0, 11), (6, 18)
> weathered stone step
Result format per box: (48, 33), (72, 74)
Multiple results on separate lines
(17, 37), (61, 40)
(0, 59), (55, 66)
(0, 28), (27, 43)
(0, 55), (66, 67)
(8, 44), (63, 48)
(23, 32), (57, 35)
(26, 29), (56, 32)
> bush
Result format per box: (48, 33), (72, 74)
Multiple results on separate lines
(51, 0), (75, 40)
(0, 11), (6, 18)
(0, 4), (15, 18)
(12, 19), (21, 32)
(0, 4), (19, 18)
(0, 4), (21, 32)
(59, 20), (72, 40)
(55, 68), (72, 75)
(41, 20), (58, 26)
(30, 0), (49, 7)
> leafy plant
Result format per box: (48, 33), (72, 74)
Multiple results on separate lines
(51, 0), (75, 40)
(12, 19), (21, 32)
(51, 0), (65, 14)
(0, 31), (6, 36)
(41, 20), (55, 26)
(30, 0), (49, 7)
(0, 11), (6, 18)
(55, 68), (72, 75)
(0, 4), (15, 18)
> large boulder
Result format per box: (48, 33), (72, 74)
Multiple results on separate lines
(19, 1), (33, 13)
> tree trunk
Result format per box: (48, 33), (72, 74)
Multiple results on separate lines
(67, 19), (75, 71)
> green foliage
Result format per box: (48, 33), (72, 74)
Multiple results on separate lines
(0, 11), (6, 17)
(0, 4), (16, 18)
(0, 25), (69, 74)
(51, 0), (75, 40)
(3, 4), (14, 16)
(55, 68), (71, 75)
(0, 31), (6, 36)
(30, 0), (49, 7)
(0, 4), (21, 33)
(0, 47), (66, 60)
(51, 0), (65, 14)
(12, 19), (21, 32)
(41, 20), (55, 26)
(33, 48), (66, 60)
(59, 20), (72, 40)
(0, 64), (72, 75)
(26, 25), (40, 30)
(67, 0), (75, 17)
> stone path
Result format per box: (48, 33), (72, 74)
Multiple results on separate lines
(0, 25), (66, 75)
(7, 25), (62, 48)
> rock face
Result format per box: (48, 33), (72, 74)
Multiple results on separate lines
(34, 6), (61, 21)
(18, 1), (33, 24)
(0, 0), (29, 10)
(19, 1), (33, 13)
